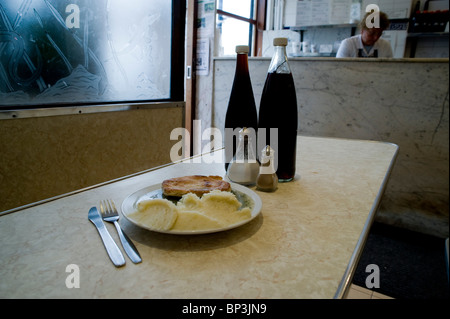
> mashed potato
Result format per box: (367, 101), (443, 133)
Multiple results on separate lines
(128, 190), (252, 231)
(128, 199), (178, 231)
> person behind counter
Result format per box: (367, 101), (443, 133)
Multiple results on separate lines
(336, 11), (393, 58)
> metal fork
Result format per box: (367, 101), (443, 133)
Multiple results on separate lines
(100, 199), (142, 264)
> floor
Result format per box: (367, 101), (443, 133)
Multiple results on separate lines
(345, 284), (394, 299)
(351, 222), (449, 299)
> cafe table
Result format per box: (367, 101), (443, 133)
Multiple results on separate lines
(0, 136), (398, 299)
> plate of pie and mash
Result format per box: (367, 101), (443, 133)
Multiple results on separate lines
(121, 175), (262, 235)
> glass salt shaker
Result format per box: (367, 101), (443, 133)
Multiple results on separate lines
(226, 127), (259, 186)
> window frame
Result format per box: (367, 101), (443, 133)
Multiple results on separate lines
(216, 0), (266, 56)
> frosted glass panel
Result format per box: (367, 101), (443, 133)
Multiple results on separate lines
(0, 0), (171, 107)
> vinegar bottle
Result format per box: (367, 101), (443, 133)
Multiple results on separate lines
(258, 37), (298, 182)
(224, 45), (258, 172)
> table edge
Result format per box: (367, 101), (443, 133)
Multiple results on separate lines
(333, 143), (399, 298)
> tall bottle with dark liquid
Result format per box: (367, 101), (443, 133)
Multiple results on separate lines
(258, 37), (298, 182)
(224, 45), (258, 171)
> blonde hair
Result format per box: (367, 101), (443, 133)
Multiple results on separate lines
(359, 11), (390, 31)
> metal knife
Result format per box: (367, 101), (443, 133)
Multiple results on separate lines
(88, 206), (125, 267)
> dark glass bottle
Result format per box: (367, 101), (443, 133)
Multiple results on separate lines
(258, 38), (298, 182)
(224, 45), (258, 171)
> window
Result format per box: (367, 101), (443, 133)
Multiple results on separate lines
(0, 0), (185, 109)
(215, 0), (265, 56)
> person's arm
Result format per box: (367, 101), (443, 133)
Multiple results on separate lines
(336, 38), (354, 58)
(373, 38), (394, 58)
(383, 40), (394, 58)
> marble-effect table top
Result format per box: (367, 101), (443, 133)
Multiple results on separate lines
(0, 136), (398, 299)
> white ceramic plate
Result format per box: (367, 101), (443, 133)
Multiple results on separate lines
(121, 182), (262, 235)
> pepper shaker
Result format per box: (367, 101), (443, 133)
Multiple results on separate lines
(256, 145), (278, 192)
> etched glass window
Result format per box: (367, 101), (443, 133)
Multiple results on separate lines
(0, 0), (173, 108)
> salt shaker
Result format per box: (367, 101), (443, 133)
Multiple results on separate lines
(256, 145), (278, 192)
(226, 127), (259, 186)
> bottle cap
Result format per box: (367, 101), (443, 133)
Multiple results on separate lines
(273, 37), (288, 46)
(235, 45), (249, 54)
(239, 127), (256, 138)
(262, 145), (275, 157)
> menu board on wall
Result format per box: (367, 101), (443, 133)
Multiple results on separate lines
(361, 0), (412, 19)
(329, 0), (354, 24)
(285, 0), (413, 27)
(286, 0), (353, 27)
